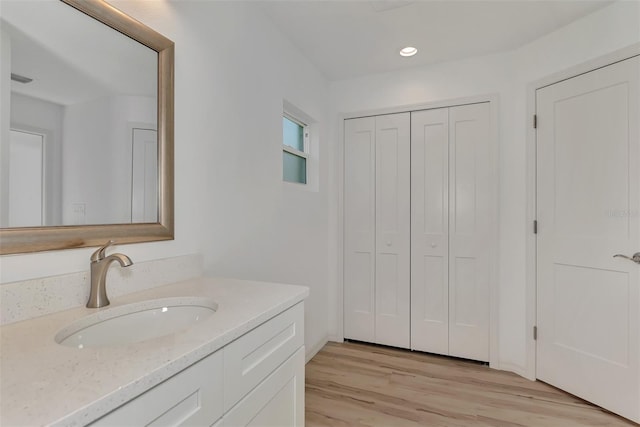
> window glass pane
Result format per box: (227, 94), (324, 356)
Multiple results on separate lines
(283, 116), (304, 152)
(283, 151), (307, 184)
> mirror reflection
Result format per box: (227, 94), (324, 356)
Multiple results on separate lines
(1, 0), (158, 228)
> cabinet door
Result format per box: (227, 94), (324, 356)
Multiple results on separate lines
(223, 347), (305, 427)
(410, 108), (450, 355)
(344, 117), (376, 342)
(448, 103), (491, 362)
(90, 350), (223, 427)
(374, 113), (410, 348)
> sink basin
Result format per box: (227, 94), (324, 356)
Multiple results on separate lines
(55, 297), (218, 349)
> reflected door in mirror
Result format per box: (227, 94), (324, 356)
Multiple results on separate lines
(8, 129), (43, 227)
(131, 128), (158, 223)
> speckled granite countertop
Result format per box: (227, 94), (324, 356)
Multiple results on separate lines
(0, 277), (309, 426)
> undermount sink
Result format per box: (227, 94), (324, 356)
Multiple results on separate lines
(55, 297), (218, 349)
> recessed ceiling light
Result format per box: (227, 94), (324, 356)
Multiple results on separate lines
(399, 46), (417, 57)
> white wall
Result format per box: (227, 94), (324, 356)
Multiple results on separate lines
(328, 0), (640, 376)
(1, 1), (331, 358)
(113, 0), (331, 357)
(62, 95), (155, 225)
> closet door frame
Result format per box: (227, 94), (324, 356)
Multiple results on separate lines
(337, 94), (499, 368)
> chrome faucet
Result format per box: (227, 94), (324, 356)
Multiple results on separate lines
(87, 241), (133, 308)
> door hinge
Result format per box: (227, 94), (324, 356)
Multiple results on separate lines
(533, 326), (538, 340)
(533, 114), (538, 129)
(533, 220), (538, 234)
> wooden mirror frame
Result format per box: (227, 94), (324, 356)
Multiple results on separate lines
(0, 0), (174, 255)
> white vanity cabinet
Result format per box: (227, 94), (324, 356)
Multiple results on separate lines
(91, 302), (305, 427)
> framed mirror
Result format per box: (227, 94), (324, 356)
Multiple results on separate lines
(0, 0), (174, 255)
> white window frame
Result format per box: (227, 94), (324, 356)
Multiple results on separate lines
(282, 100), (319, 191)
(282, 112), (309, 185)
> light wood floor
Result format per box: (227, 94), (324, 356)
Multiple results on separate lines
(305, 342), (637, 427)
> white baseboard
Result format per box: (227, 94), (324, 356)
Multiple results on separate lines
(496, 361), (532, 380)
(305, 336), (329, 363)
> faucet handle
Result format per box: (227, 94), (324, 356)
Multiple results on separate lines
(90, 240), (115, 262)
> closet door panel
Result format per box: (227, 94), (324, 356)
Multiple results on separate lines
(375, 112), (410, 348)
(410, 108), (449, 355)
(448, 103), (490, 362)
(344, 117), (376, 342)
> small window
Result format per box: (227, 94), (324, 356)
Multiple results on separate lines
(282, 114), (308, 184)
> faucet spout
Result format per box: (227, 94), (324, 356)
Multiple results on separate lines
(87, 241), (133, 308)
(107, 253), (133, 268)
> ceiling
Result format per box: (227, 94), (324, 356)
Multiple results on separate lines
(258, 0), (614, 81)
(3, 0), (156, 106)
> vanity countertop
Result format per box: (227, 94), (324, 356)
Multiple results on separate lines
(0, 277), (309, 426)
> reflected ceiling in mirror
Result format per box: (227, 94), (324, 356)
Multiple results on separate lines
(0, 0), (174, 254)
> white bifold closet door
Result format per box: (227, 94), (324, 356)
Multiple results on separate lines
(410, 103), (491, 362)
(344, 112), (410, 348)
(409, 108), (450, 355)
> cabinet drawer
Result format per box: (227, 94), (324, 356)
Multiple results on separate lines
(223, 346), (305, 427)
(223, 302), (304, 411)
(91, 350), (223, 427)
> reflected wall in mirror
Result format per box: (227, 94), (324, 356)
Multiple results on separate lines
(0, 0), (174, 254)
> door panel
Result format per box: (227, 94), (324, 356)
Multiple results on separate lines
(452, 257), (479, 327)
(537, 55), (640, 423)
(375, 112), (410, 348)
(448, 103), (491, 362)
(553, 84), (629, 240)
(131, 128), (158, 223)
(344, 117), (376, 342)
(552, 264), (629, 366)
(411, 108), (449, 355)
(8, 130), (43, 227)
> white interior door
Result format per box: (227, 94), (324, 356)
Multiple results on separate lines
(131, 128), (158, 223)
(536, 56), (640, 423)
(375, 112), (410, 348)
(344, 117), (376, 342)
(448, 103), (491, 362)
(411, 108), (450, 355)
(8, 129), (43, 227)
